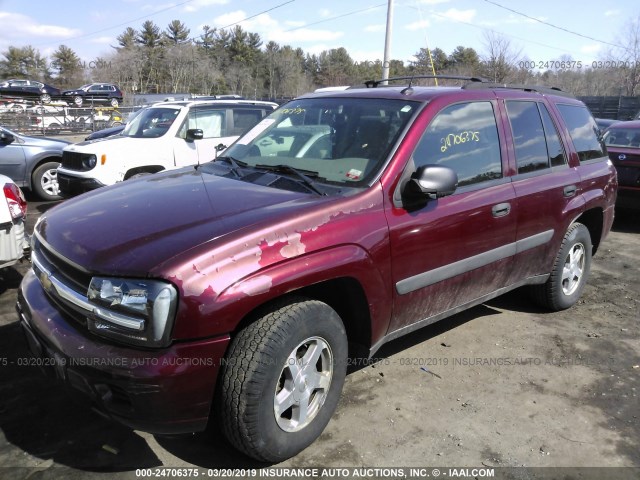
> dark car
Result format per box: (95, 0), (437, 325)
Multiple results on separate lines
(602, 120), (640, 209)
(18, 76), (616, 462)
(84, 107), (146, 140)
(62, 83), (123, 107)
(595, 117), (621, 132)
(0, 126), (70, 200)
(0, 79), (61, 104)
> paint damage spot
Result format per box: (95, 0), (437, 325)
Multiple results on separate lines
(238, 275), (273, 296)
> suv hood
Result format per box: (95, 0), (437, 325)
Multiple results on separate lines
(20, 134), (71, 148)
(67, 135), (166, 149)
(36, 168), (320, 275)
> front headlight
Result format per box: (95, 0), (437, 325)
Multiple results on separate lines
(82, 155), (97, 170)
(86, 277), (177, 348)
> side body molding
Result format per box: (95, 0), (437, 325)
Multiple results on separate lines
(396, 230), (554, 295)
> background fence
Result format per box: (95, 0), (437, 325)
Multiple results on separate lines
(3, 94), (640, 137)
(0, 99), (137, 136)
(577, 96), (640, 120)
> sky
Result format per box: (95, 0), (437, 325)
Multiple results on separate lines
(0, 0), (638, 71)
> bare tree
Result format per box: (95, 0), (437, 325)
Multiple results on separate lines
(610, 15), (640, 96)
(480, 31), (522, 83)
(164, 44), (195, 93)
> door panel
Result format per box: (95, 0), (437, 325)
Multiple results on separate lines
(0, 140), (26, 185)
(387, 182), (517, 332)
(386, 100), (517, 334)
(499, 98), (582, 283)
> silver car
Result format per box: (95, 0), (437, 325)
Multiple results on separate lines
(0, 126), (70, 200)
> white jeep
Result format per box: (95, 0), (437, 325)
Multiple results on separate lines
(57, 99), (278, 195)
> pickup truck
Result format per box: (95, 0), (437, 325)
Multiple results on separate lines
(17, 77), (617, 462)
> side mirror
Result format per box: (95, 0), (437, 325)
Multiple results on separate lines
(0, 131), (15, 144)
(186, 129), (204, 142)
(215, 143), (227, 152)
(404, 164), (458, 201)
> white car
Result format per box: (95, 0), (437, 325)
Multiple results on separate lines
(57, 99), (278, 195)
(0, 174), (29, 269)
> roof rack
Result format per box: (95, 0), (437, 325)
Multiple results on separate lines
(462, 82), (575, 98)
(360, 75), (574, 98)
(363, 75), (487, 88)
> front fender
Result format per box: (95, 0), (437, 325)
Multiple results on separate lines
(25, 152), (63, 188)
(171, 244), (391, 344)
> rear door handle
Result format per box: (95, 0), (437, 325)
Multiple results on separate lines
(563, 185), (577, 197)
(492, 202), (511, 217)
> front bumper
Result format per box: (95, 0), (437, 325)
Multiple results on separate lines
(57, 172), (106, 196)
(17, 269), (230, 434)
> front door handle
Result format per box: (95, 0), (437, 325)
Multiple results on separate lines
(563, 185), (577, 197)
(492, 202), (511, 217)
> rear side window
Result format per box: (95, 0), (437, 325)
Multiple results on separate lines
(539, 104), (566, 167)
(506, 101), (567, 173)
(232, 109), (267, 136)
(506, 101), (548, 174)
(556, 104), (606, 162)
(413, 101), (502, 187)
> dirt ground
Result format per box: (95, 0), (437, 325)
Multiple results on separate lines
(0, 198), (638, 479)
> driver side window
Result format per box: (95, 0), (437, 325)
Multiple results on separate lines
(413, 101), (502, 187)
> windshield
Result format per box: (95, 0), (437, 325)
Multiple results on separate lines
(122, 107), (181, 138)
(603, 128), (640, 148)
(223, 97), (418, 186)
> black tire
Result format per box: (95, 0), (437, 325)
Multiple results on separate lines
(40, 93), (51, 104)
(32, 161), (62, 201)
(73, 96), (83, 107)
(531, 222), (592, 311)
(110, 98), (119, 107)
(218, 298), (348, 462)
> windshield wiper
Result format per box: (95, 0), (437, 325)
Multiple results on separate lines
(255, 164), (327, 196)
(215, 155), (247, 177)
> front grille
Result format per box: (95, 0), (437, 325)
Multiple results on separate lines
(33, 235), (92, 294)
(61, 151), (92, 171)
(31, 235), (95, 329)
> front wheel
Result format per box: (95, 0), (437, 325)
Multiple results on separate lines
(32, 161), (62, 201)
(218, 298), (347, 462)
(531, 222), (592, 310)
(40, 93), (51, 104)
(73, 95), (83, 107)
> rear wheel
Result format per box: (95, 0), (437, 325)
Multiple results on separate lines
(40, 93), (51, 104)
(32, 161), (62, 201)
(218, 298), (347, 462)
(110, 98), (119, 107)
(531, 222), (592, 310)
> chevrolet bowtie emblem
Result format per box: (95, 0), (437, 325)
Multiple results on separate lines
(39, 271), (52, 291)
(619, 154), (626, 160)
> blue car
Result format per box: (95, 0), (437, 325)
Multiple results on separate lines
(84, 107), (146, 140)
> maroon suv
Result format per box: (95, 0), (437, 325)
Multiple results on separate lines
(17, 77), (617, 462)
